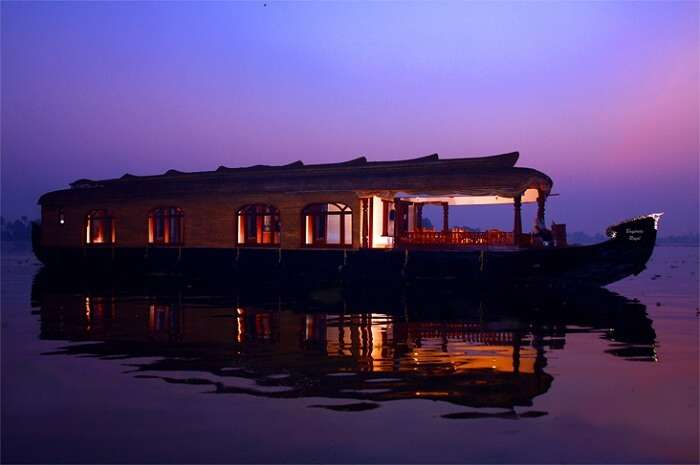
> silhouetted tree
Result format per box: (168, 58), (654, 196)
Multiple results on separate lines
(0, 216), (34, 242)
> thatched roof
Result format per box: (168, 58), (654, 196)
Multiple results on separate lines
(39, 151), (553, 205)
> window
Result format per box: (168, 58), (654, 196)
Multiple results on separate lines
(148, 207), (184, 245)
(236, 204), (280, 246)
(302, 203), (352, 247)
(85, 209), (115, 244)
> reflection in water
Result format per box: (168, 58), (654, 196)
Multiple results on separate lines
(32, 272), (657, 417)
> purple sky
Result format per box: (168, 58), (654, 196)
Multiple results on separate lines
(2, 1), (698, 234)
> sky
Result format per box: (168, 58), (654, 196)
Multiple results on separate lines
(1, 1), (698, 235)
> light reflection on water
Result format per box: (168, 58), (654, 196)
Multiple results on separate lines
(2, 245), (698, 463)
(34, 268), (657, 414)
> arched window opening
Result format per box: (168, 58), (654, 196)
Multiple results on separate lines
(85, 209), (115, 244)
(148, 207), (184, 245)
(302, 203), (352, 247)
(236, 204), (280, 246)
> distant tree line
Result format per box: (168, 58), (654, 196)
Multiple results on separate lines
(567, 231), (607, 245)
(656, 233), (700, 246)
(1, 217), (35, 242)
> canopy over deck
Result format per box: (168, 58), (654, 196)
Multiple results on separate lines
(399, 188), (541, 206)
(39, 151), (553, 205)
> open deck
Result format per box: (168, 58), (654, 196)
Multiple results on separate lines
(400, 229), (517, 247)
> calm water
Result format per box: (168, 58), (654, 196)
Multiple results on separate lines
(2, 245), (698, 464)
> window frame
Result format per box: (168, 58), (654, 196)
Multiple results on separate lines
(85, 209), (115, 245)
(301, 202), (353, 248)
(235, 204), (281, 247)
(381, 200), (394, 237)
(147, 207), (184, 246)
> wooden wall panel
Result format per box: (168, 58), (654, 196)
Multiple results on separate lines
(41, 191), (360, 249)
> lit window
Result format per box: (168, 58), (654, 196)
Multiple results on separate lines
(302, 203), (352, 247)
(236, 204), (280, 246)
(85, 209), (115, 244)
(148, 207), (184, 245)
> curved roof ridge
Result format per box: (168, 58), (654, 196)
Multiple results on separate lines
(40, 151), (551, 206)
(84, 151), (519, 185)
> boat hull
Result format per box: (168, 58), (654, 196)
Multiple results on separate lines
(33, 214), (660, 289)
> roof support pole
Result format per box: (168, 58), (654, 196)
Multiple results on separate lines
(415, 204), (423, 231)
(536, 190), (546, 226)
(393, 198), (403, 246)
(361, 198), (370, 248)
(513, 195), (522, 246)
(442, 202), (449, 234)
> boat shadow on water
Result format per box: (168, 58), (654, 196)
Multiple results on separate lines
(31, 270), (657, 420)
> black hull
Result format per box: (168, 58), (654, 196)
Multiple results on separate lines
(33, 214), (660, 289)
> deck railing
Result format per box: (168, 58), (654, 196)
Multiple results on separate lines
(399, 229), (523, 247)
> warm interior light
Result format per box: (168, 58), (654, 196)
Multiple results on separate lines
(401, 188), (540, 206)
(305, 215), (313, 245)
(237, 216), (245, 244)
(371, 196), (393, 248)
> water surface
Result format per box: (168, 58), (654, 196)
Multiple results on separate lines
(2, 245), (698, 463)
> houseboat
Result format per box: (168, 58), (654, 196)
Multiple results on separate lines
(34, 151), (661, 288)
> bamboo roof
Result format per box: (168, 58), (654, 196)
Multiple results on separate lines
(38, 151), (553, 205)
